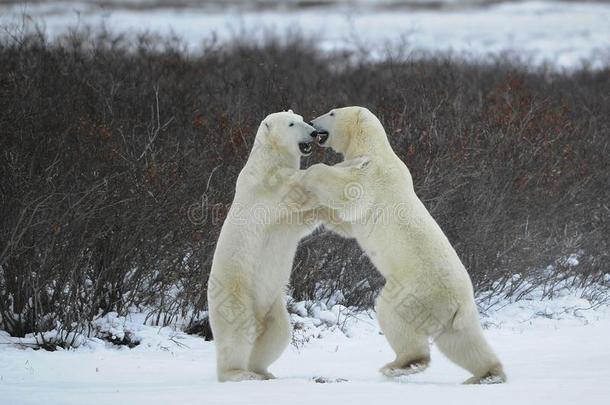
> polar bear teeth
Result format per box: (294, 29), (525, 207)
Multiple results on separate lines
(299, 142), (313, 155)
(316, 131), (329, 145)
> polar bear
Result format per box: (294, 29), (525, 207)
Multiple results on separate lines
(305, 106), (506, 384)
(207, 110), (361, 382)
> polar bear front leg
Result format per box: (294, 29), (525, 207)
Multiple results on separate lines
(280, 157), (369, 213)
(247, 297), (291, 378)
(376, 290), (431, 377)
(314, 207), (353, 238)
(299, 160), (370, 212)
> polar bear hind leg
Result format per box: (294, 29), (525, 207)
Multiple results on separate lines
(376, 293), (431, 377)
(216, 336), (268, 382)
(434, 315), (506, 384)
(213, 296), (269, 382)
(247, 297), (291, 379)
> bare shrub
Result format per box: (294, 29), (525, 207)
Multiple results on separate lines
(0, 31), (608, 343)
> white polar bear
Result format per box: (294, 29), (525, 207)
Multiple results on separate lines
(207, 110), (360, 382)
(306, 106), (506, 384)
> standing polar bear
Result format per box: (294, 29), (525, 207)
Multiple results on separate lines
(207, 111), (360, 382)
(306, 106), (506, 384)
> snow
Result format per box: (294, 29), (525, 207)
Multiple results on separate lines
(0, 3), (608, 400)
(1, 289), (609, 405)
(1, 1), (609, 69)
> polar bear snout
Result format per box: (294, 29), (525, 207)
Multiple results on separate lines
(309, 115), (331, 146)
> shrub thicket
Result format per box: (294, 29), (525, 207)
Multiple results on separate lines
(1, 31), (608, 341)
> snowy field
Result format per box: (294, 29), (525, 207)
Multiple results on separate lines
(1, 2), (609, 404)
(1, 1), (610, 68)
(1, 289), (610, 405)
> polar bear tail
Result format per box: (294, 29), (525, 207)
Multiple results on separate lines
(435, 310), (506, 384)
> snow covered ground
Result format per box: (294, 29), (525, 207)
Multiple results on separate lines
(1, 2), (609, 403)
(1, 289), (609, 405)
(1, 1), (610, 68)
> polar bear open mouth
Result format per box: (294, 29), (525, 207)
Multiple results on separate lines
(316, 131), (329, 145)
(298, 142), (313, 155)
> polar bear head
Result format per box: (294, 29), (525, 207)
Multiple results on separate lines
(310, 106), (386, 156)
(256, 110), (318, 157)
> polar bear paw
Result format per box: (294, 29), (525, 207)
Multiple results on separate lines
(463, 372), (506, 385)
(379, 359), (429, 378)
(462, 363), (506, 384)
(352, 155), (371, 169)
(258, 371), (277, 380)
(220, 370), (273, 382)
(336, 155), (371, 169)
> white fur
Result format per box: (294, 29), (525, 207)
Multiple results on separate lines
(308, 106), (506, 384)
(207, 111), (355, 382)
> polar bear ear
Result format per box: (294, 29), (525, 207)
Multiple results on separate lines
(355, 109), (363, 125)
(355, 107), (368, 125)
(287, 109), (294, 114)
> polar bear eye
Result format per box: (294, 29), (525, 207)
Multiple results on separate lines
(329, 112), (335, 117)
(289, 123), (294, 127)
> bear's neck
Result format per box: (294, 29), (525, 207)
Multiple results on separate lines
(342, 124), (392, 160)
(248, 142), (300, 171)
